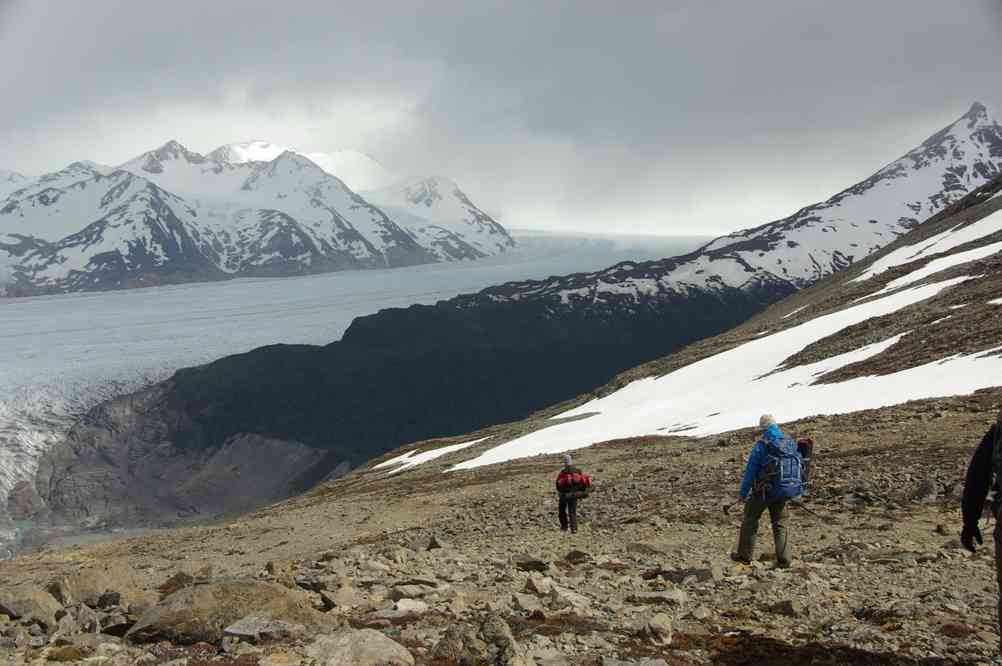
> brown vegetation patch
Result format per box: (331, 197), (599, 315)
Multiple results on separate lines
(508, 613), (610, 638)
(702, 632), (970, 665)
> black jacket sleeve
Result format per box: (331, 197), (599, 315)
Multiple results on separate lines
(962, 425), (997, 530)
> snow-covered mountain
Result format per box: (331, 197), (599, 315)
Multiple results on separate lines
(470, 102), (1001, 308)
(0, 142), (514, 295)
(208, 140), (395, 191)
(0, 169), (29, 200)
(364, 176), (516, 260)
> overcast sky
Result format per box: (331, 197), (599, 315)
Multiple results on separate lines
(1, 1), (1000, 235)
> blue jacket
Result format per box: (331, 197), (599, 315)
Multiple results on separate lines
(739, 424), (785, 499)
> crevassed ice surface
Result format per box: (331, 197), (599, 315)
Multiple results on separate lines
(0, 232), (707, 535)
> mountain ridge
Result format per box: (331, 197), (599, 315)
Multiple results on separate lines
(0, 141), (514, 295)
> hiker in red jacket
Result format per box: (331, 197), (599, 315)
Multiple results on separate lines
(556, 454), (591, 533)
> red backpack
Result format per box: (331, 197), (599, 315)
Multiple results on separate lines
(556, 468), (592, 498)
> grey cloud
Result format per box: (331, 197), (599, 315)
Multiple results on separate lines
(1, 0), (1000, 234)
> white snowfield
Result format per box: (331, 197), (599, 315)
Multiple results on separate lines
(440, 206), (1002, 471)
(451, 274), (993, 471)
(854, 208), (1002, 284)
(374, 437), (489, 475)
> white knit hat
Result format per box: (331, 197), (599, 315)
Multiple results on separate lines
(759, 414), (777, 428)
(563, 454), (573, 466)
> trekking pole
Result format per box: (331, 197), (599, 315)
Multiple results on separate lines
(790, 500), (824, 519)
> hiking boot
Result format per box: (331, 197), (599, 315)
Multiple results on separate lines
(775, 560), (792, 569)
(729, 552), (752, 565)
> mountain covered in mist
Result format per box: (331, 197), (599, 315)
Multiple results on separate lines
(21, 103), (1002, 528)
(0, 142), (514, 295)
(207, 140), (395, 191)
(467, 102), (1002, 308)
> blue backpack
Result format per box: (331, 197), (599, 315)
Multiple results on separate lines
(760, 436), (804, 500)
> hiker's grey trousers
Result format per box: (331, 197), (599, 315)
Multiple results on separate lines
(737, 496), (791, 566)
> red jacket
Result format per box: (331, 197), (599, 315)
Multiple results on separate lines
(556, 466), (592, 494)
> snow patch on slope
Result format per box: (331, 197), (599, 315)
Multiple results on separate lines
(374, 437), (490, 474)
(854, 208), (1002, 284)
(451, 275), (981, 470)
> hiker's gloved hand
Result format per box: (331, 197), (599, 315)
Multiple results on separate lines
(962, 524), (983, 553)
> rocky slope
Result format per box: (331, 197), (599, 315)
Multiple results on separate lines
(1, 391), (1000, 664)
(18, 105), (1002, 532)
(0, 142), (514, 295)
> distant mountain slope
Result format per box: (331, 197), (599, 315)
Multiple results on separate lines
(209, 140), (394, 191)
(0, 169), (28, 200)
(441, 174), (1002, 470)
(24, 105), (1002, 527)
(0, 142), (514, 295)
(464, 102), (1001, 309)
(364, 176), (516, 260)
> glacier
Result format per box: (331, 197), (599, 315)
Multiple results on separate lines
(0, 231), (706, 544)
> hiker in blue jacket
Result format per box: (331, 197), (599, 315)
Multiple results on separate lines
(731, 414), (802, 567)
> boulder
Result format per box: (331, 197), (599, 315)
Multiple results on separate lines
(223, 615), (306, 643)
(766, 599), (804, 618)
(632, 611), (672, 646)
(126, 579), (327, 645)
(390, 584), (435, 600)
(627, 590), (687, 608)
(306, 627), (414, 665)
(513, 593), (545, 614)
(431, 614), (532, 665)
(157, 572), (195, 599)
(513, 554), (549, 572)
(432, 624), (487, 662)
(48, 564), (144, 608)
(0, 584), (62, 632)
(550, 586), (591, 611)
(525, 574), (555, 596)
(394, 599), (429, 615)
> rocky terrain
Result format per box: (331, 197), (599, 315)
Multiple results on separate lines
(2, 391), (1001, 665)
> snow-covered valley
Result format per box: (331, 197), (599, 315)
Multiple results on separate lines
(0, 231), (707, 539)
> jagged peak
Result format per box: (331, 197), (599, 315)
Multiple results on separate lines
(149, 140), (206, 164)
(268, 150), (325, 172)
(954, 100), (997, 130)
(65, 160), (100, 172)
(209, 140), (288, 164)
